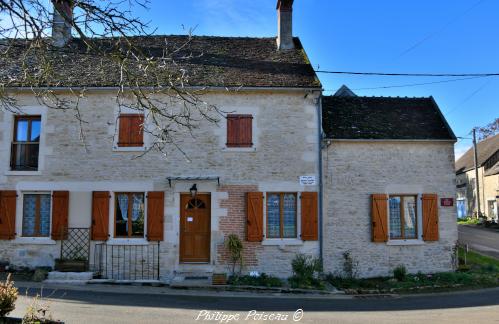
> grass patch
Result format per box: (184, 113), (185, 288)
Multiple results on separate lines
(326, 248), (499, 294)
(457, 217), (480, 225)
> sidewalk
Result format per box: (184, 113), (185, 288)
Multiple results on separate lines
(14, 281), (351, 300)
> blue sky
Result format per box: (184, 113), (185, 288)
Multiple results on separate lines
(138, 0), (498, 158)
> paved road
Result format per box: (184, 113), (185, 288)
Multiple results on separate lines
(458, 225), (499, 259)
(8, 284), (499, 324)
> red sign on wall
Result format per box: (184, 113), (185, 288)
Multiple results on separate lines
(440, 198), (454, 207)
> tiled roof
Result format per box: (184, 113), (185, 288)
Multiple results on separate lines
(456, 133), (499, 174)
(322, 95), (456, 141)
(0, 35), (321, 88)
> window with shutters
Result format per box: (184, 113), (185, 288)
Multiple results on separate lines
(115, 192), (145, 238)
(226, 114), (253, 148)
(11, 116), (41, 171)
(117, 114), (144, 148)
(22, 193), (51, 237)
(388, 195), (418, 240)
(266, 193), (297, 239)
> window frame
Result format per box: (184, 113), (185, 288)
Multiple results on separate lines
(265, 192), (297, 239)
(226, 114), (253, 148)
(114, 192), (146, 238)
(21, 192), (52, 238)
(11, 115), (41, 171)
(117, 114), (145, 148)
(388, 194), (418, 240)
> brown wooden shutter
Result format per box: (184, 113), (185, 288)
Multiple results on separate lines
(227, 114), (253, 147)
(118, 114), (144, 147)
(51, 191), (69, 240)
(0, 191), (17, 240)
(371, 194), (388, 242)
(91, 191), (110, 241)
(147, 191), (164, 241)
(422, 193), (439, 241)
(247, 192), (263, 242)
(301, 192), (318, 240)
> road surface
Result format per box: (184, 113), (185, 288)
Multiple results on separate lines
(458, 224), (499, 259)
(8, 284), (499, 324)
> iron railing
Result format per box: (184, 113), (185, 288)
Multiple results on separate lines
(10, 142), (39, 171)
(60, 228), (91, 270)
(93, 242), (160, 280)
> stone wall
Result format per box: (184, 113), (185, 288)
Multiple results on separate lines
(0, 90), (320, 279)
(323, 141), (458, 278)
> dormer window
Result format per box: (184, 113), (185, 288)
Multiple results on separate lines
(10, 116), (41, 171)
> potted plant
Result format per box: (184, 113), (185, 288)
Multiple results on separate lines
(54, 248), (88, 272)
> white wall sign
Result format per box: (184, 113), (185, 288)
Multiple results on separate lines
(299, 176), (316, 186)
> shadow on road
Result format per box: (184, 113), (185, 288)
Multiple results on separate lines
(16, 286), (499, 313)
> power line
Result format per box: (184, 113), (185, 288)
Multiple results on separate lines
(323, 76), (490, 92)
(397, 0), (487, 58)
(315, 70), (499, 77)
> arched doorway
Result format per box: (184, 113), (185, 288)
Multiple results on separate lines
(179, 194), (211, 263)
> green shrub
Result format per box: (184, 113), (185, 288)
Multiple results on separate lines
(225, 234), (244, 275)
(393, 265), (407, 282)
(228, 273), (283, 287)
(0, 274), (18, 317)
(289, 254), (323, 289)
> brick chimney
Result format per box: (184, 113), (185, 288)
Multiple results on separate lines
(52, 0), (73, 47)
(276, 0), (294, 50)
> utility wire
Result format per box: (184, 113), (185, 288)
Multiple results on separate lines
(396, 0), (487, 58)
(315, 70), (499, 77)
(323, 76), (490, 92)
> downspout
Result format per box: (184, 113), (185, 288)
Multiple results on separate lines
(317, 93), (324, 266)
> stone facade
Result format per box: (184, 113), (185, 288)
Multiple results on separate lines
(0, 90), (320, 280)
(456, 168), (498, 220)
(323, 141), (458, 278)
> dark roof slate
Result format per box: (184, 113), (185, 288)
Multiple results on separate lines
(0, 35), (321, 88)
(322, 95), (456, 141)
(456, 133), (499, 174)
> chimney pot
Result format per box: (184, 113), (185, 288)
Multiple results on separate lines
(276, 0), (294, 50)
(52, 0), (73, 47)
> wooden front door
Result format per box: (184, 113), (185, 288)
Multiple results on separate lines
(180, 194), (211, 263)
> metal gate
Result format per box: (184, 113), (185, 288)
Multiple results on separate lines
(93, 242), (160, 280)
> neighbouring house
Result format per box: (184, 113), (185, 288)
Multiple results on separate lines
(0, 1), (458, 281)
(455, 133), (499, 221)
(322, 87), (457, 277)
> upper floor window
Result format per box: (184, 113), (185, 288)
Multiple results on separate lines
(226, 114), (253, 148)
(11, 116), (41, 171)
(118, 114), (144, 147)
(389, 195), (417, 240)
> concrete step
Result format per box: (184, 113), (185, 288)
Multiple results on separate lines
(47, 271), (93, 281)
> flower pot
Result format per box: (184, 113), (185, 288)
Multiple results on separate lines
(212, 273), (227, 285)
(54, 260), (87, 272)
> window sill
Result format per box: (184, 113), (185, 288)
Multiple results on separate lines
(13, 237), (56, 245)
(4, 171), (41, 176)
(113, 146), (147, 152)
(387, 240), (425, 246)
(107, 238), (149, 245)
(262, 239), (303, 246)
(222, 147), (256, 153)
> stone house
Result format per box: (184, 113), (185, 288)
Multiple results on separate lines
(0, 1), (458, 280)
(455, 133), (499, 221)
(322, 88), (457, 277)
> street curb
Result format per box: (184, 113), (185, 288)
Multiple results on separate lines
(14, 281), (352, 300)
